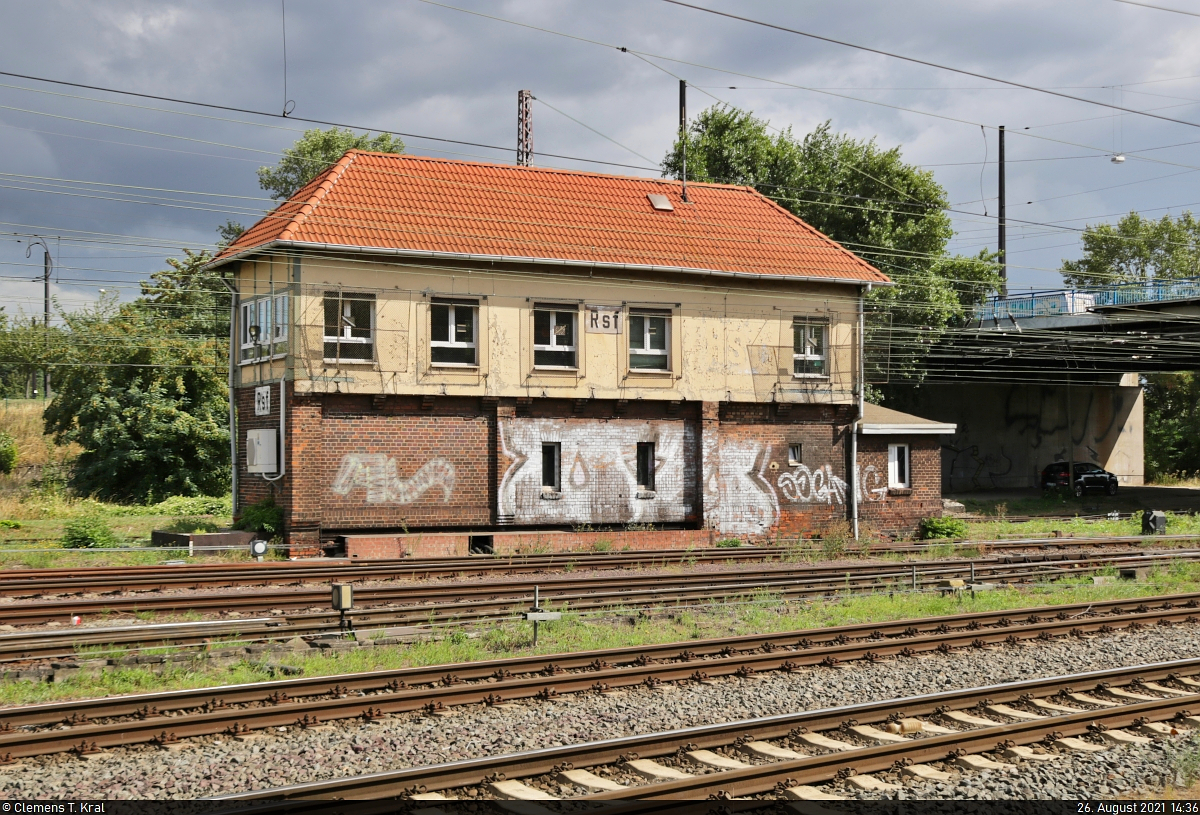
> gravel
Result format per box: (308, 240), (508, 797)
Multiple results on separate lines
(1, 624), (1198, 799)
(839, 734), (1200, 800)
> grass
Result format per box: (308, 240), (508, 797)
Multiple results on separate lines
(6, 561), (1200, 707)
(961, 511), (1200, 541)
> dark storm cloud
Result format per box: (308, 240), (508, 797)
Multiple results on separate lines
(0, 0), (1197, 317)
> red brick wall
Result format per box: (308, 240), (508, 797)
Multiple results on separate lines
(236, 389), (945, 550)
(858, 435), (943, 538)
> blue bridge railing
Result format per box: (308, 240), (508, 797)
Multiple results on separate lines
(976, 276), (1200, 321)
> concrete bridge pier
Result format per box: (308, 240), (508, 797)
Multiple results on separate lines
(893, 374), (1143, 492)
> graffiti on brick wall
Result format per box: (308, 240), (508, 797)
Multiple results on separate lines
(332, 454), (456, 504)
(704, 439), (779, 536)
(777, 464), (846, 505)
(499, 419), (693, 525)
(858, 464), (887, 503)
(777, 463), (886, 505)
(704, 442), (890, 535)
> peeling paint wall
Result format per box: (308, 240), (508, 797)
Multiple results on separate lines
(497, 417), (697, 526)
(232, 255), (859, 406)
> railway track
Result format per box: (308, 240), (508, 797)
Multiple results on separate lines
(0, 550), (1194, 661)
(1, 535), (1195, 598)
(2, 591), (1197, 762)
(213, 657), (1200, 801)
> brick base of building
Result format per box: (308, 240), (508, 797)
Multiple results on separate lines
(236, 390), (946, 555)
(344, 528), (746, 559)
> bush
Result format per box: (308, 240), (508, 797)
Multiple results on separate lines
(62, 516), (120, 548)
(0, 520), (20, 529)
(0, 431), (17, 474)
(234, 497), (284, 537)
(149, 495), (232, 517)
(164, 516), (221, 534)
(715, 538), (742, 548)
(918, 516), (969, 540)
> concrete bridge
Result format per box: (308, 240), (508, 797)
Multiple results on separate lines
(880, 277), (1200, 492)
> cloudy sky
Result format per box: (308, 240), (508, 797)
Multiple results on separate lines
(2, 0), (1199, 321)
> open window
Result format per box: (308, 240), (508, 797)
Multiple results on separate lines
(534, 306), (577, 368)
(788, 443), (803, 467)
(240, 293), (289, 363)
(888, 443), (910, 489)
(629, 311), (670, 371)
(793, 318), (828, 378)
(430, 298), (478, 366)
(323, 291), (374, 362)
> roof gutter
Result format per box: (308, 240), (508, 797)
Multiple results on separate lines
(206, 239), (894, 288)
(860, 423), (958, 435)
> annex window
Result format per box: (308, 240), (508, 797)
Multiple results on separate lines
(533, 306), (577, 368)
(323, 291), (375, 362)
(793, 318), (828, 377)
(430, 299), (478, 365)
(636, 442), (656, 491)
(629, 311), (670, 371)
(788, 443), (803, 467)
(541, 443), (561, 492)
(888, 443), (910, 489)
(240, 293), (289, 363)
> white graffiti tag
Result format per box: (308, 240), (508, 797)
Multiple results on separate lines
(776, 464), (847, 505)
(332, 454), (456, 504)
(776, 464), (886, 505)
(857, 464), (888, 503)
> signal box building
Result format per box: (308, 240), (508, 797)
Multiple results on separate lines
(211, 152), (954, 556)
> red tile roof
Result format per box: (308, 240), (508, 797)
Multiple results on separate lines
(216, 152), (889, 284)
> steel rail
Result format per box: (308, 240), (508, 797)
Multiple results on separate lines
(0, 547), (789, 592)
(211, 657), (1200, 800)
(4, 549), (1195, 627)
(2, 536), (1195, 595)
(2, 594), (1197, 760)
(0, 552), (1195, 660)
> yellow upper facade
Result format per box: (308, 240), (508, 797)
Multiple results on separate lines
(233, 251), (865, 405)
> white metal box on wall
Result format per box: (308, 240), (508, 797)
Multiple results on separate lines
(246, 429), (278, 474)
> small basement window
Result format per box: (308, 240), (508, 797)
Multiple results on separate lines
(788, 444), (803, 467)
(636, 442), (656, 491)
(541, 442), (561, 491)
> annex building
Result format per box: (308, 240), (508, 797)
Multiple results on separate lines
(210, 152), (955, 555)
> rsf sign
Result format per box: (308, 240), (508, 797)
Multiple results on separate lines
(585, 306), (621, 334)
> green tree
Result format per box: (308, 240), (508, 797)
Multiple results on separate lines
(1061, 211), (1200, 288)
(43, 251), (231, 502)
(662, 107), (1001, 382)
(0, 311), (67, 398)
(1143, 372), (1200, 480)
(257, 127), (404, 200)
(216, 219), (246, 248)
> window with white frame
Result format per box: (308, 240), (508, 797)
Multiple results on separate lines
(533, 306), (577, 368)
(793, 318), (828, 377)
(430, 298), (478, 365)
(788, 443), (803, 467)
(239, 293), (289, 363)
(629, 311), (670, 370)
(323, 291), (375, 362)
(888, 443), (910, 489)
